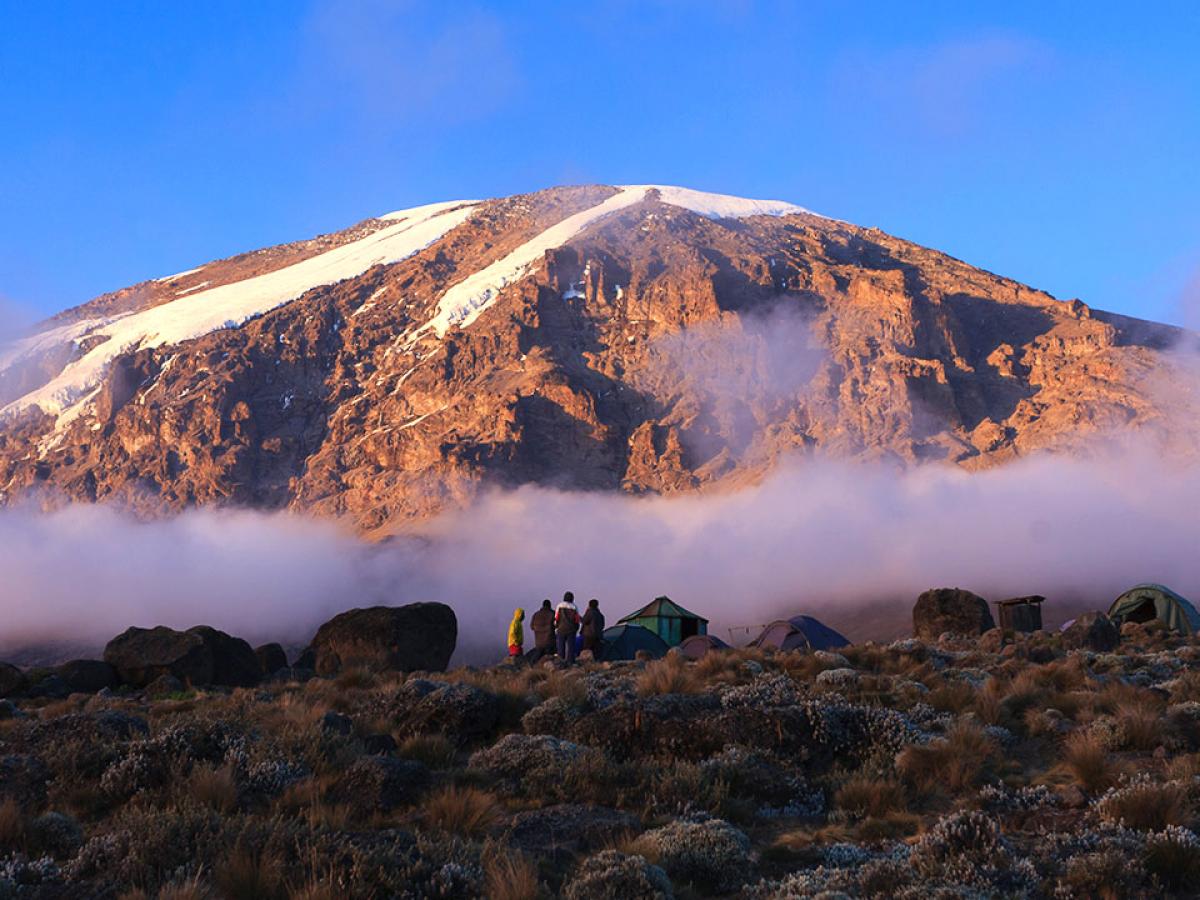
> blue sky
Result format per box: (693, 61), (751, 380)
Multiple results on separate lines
(2, 1), (1198, 325)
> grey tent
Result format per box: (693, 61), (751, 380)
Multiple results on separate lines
(751, 615), (850, 652)
(679, 634), (730, 660)
(598, 624), (668, 661)
(1108, 584), (1200, 635)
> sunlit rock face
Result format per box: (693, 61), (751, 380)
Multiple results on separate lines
(0, 184), (1190, 534)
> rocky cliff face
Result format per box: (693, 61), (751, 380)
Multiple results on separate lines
(0, 185), (1190, 533)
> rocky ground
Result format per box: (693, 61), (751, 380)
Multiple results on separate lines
(3, 616), (1200, 898)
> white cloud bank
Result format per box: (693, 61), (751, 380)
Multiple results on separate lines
(0, 443), (1196, 664)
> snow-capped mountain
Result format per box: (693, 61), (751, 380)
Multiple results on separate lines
(0, 184), (1190, 532)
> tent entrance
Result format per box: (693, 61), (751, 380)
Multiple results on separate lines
(680, 618), (700, 640)
(1126, 599), (1157, 624)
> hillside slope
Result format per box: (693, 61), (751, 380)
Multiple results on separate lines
(0, 185), (1190, 532)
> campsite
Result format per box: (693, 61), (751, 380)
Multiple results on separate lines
(3, 582), (1200, 897)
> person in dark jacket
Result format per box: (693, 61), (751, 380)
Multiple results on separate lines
(528, 599), (555, 662)
(581, 598), (605, 657)
(555, 591), (581, 664)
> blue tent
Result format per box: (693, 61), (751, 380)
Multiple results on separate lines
(750, 615), (849, 652)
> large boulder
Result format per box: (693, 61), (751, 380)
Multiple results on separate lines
(105, 627), (212, 687)
(186, 626), (259, 687)
(1061, 612), (1120, 652)
(913, 587), (995, 640)
(54, 659), (120, 694)
(254, 643), (289, 676)
(104, 625), (259, 688)
(303, 603), (457, 675)
(0, 662), (27, 698)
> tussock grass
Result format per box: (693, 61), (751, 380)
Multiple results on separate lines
(213, 845), (287, 900)
(834, 775), (906, 820)
(1061, 731), (1121, 793)
(1096, 781), (1190, 831)
(484, 847), (542, 900)
(397, 733), (457, 768)
(0, 798), (24, 850)
(897, 720), (996, 795)
(421, 785), (501, 837)
(1115, 703), (1163, 751)
(636, 654), (700, 697)
(187, 764), (239, 814)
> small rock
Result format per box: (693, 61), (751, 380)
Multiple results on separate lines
(144, 674), (185, 697)
(1061, 612), (1120, 652)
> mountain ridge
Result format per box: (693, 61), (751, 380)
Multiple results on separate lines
(0, 184), (1191, 533)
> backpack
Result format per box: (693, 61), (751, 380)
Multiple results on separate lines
(556, 606), (580, 636)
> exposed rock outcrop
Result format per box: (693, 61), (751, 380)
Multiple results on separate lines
(0, 185), (1190, 533)
(103, 625), (259, 687)
(913, 587), (996, 640)
(301, 603), (457, 674)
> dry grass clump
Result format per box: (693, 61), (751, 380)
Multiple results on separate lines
(1165, 753), (1200, 782)
(121, 879), (213, 900)
(537, 670), (589, 706)
(897, 720), (996, 795)
(397, 733), (457, 768)
(484, 847), (542, 900)
(636, 654), (700, 697)
(1115, 703), (1164, 751)
(926, 682), (976, 714)
(334, 667), (377, 691)
(421, 785), (501, 837)
(1144, 826), (1200, 890)
(275, 778), (354, 830)
(693, 650), (745, 682)
(1096, 781), (1190, 831)
(213, 845), (288, 900)
(0, 798), (25, 850)
(1061, 730), (1121, 793)
(187, 764), (239, 814)
(834, 775), (906, 820)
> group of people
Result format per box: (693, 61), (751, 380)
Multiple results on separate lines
(507, 592), (605, 664)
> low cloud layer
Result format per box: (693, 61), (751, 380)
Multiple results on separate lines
(1, 442), (1198, 664)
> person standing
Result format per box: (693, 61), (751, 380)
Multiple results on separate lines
(581, 598), (605, 657)
(555, 591), (581, 664)
(529, 599), (555, 662)
(507, 607), (525, 659)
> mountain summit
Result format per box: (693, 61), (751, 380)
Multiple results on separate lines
(0, 185), (1188, 531)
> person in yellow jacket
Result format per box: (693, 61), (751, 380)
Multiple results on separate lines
(507, 608), (525, 658)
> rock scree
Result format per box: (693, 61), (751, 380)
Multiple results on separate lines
(912, 587), (996, 640)
(300, 603), (458, 674)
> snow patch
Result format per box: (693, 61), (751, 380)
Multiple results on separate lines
(155, 266), (203, 283)
(622, 184), (816, 220)
(2, 200), (478, 421)
(175, 280), (211, 296)
(414, 185), (814, 340)
(415, 188), (651, 338)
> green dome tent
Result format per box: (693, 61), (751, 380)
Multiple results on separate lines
(1108, 584), (1200, 635)
(618, 596), (708, 647)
